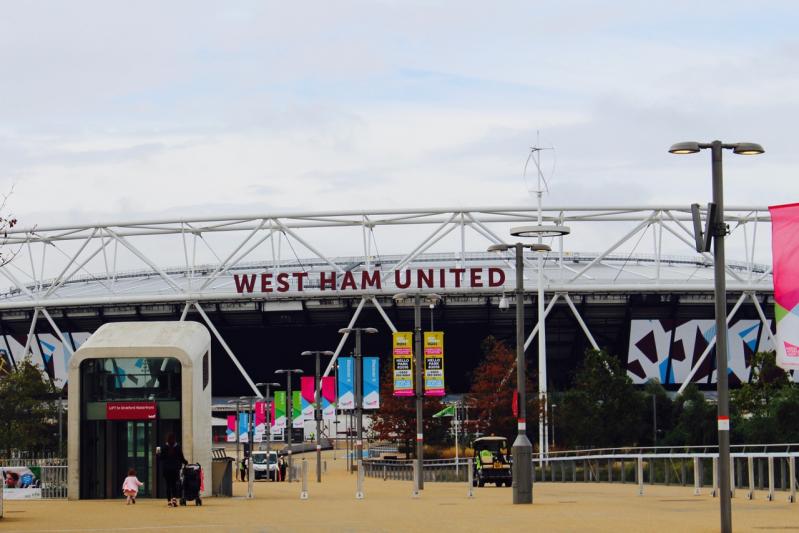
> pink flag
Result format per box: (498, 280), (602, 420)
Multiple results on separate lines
(769, 203), (799, 369)
(301, 376), (316, 404)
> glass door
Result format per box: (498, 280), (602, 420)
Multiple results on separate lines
(125, 421), (154, 497)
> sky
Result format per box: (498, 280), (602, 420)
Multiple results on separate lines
(1, 0), (797, 235)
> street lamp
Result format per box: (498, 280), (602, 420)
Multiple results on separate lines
(338, 327), (378, 497)
(487, 241), (554, 504)
(227, 398), (249, 483)
(256, 382), (281, 481)
(669, 139), (764, 533)
(275, 368), (304, 482)
(392, 292), (441, 494)
(300, 350), (334, 483)
(239, 395), (260, 498)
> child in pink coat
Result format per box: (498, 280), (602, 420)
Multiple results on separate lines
(122, 468), (144, 504)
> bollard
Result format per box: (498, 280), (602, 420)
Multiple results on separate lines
(324, 460), (327, 474)
(747, 456), (755, 500)
(789, 456), (796, 503)
(730, 456), (735, 498)
(300, 459), (309, 500)
(356, 462), (365, 500)
(637, 456), (644, 496)
(711, 457), (718, 497)
(467, 458), (474, 498)
(767, 456), (775, 502)
(412, 462), (420, 498)
(693, 457), (701, 496)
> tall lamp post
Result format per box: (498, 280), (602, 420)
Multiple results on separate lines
(239, 396), (259, 498)
(227, 398), (247, 482)
(275, 368), (304, 482)
(256, 382), (281, 481)
(506, 224), (570, 463)
(392, 292), (440, 493)
(301, 350), (334, 483)
(337, 328), (378, 480)
(488, 242), (552, 504)
(669, 140), (764, 533)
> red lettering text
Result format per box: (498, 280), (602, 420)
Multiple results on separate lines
(234, 274), (256, 293)
(449, 268), (465, 288)
(395, 270), (411, 289)
(470, 268), (483, 287)
(340, 271), (357, 290)
(488, 267), (505, 287)
(361, 270), (381, 290)
(276, 272), (290, 292)
(292, 272), (308, 291)
(417, 269), (434, 288)
(261, 273), (273, 292)
(320, 271), (337, 290)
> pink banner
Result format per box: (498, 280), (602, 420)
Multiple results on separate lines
(301, 376), (316, 403)
(255, 401), (265, 426)
(321, 376), (335, 404)
(770, 203), (799, 368)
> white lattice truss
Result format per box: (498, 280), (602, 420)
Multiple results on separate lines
(0, 206), (774, 395)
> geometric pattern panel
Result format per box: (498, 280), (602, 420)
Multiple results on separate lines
(627, 319), (775, 385)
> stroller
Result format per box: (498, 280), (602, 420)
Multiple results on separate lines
(179, 463), (203, 506)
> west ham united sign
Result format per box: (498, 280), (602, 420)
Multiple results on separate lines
(233, 267), (506, 293)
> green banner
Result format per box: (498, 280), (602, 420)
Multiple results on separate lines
(292, 390), (303, 429)
(273, 390), (286, 430)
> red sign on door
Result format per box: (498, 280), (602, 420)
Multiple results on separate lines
(106, 402), (157, 420)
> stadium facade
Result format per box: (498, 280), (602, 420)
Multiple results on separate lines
(0, 205), (785, 396)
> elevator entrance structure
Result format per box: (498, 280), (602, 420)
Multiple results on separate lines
(67, 322), (212, 500)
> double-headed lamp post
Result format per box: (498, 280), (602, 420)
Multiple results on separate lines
(256, 382), (281, 481)
(669, 140), (764, 533)
(275, 368), (303, 482)
(239, 395), (260, 498)
(226, 398), (248, 482)
(487, 242), (551, 504)
(392, 292), (441, 493)
(300, 350), (334, 483)
(337, 328), (378, 485)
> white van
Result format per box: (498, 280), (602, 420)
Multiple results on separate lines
(252, 451), (279, 480)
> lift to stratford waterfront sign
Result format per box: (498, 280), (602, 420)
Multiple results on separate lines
(233, 267), (506, 294)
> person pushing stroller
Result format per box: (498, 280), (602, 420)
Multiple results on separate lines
(157, 433), (187, 507)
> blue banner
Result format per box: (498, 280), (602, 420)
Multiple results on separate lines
(363, 357), (380, 409)
(238, 412), (250, 442)
(337, 357), (354, 410)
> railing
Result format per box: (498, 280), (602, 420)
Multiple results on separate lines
(39, 466), (68, 499)
(363, 458), (470, 482)
(535, 450), (798, 502)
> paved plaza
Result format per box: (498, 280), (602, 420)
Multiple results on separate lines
(2, 452), (797, 532)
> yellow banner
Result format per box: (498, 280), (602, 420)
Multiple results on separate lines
(423, 331), (445, 396)
(392, 332), (414, 396)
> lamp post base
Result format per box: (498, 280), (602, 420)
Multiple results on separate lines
(512, 433), (533, 504)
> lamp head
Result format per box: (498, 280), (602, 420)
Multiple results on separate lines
(668, 141), (701, 154)
(364, 327), (378, 334)
(732, 142), (765, 155)
(510, 225), (570, 238)
(487, 243), (511, 253)
(530, 243), (551, 253)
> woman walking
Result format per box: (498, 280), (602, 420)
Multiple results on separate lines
(157, 432), (187, 507)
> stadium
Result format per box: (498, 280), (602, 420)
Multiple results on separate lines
(0, 204), (781, 396)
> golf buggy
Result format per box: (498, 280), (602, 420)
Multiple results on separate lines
(472, 436), (512, 487)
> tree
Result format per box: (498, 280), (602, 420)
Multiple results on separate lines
(369, 355), (446, 458)
(0, 186), (20, 266)
(464, 336), (536, 441)
(0, 357), (60, 456)
(732, 351), (797, 444)
(643, 379), (673, 446)
(558, 349), (645, 448)
(662, 384), (716, 446)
